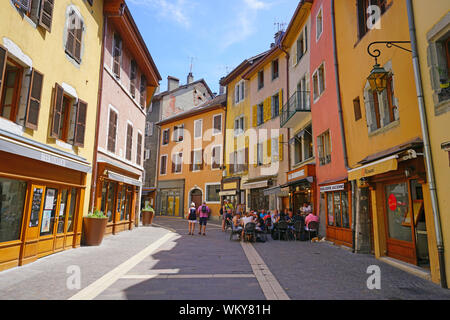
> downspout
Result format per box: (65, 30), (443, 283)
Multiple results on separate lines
(331, 0), (357, 252)
(406, 0), (447, 289)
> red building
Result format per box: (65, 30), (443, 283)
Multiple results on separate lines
(310, 0), (352, 247)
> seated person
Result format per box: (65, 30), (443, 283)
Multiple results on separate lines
(271, 210), (280, 224)
(232, 213), (243, 231)
(284, 210), (295, 224)
(301, 202), (312, 216)
(305, 213), (319, 230)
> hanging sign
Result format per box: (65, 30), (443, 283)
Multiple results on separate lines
(320, 184), (345, 193)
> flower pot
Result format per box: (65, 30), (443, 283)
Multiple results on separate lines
(142, 210), (154, 226)
(82, 217), (108, 246)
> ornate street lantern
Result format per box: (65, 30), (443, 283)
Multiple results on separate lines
(367, 63), (389, 92)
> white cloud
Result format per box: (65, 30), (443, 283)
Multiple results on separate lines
(127, 0), (194, 28)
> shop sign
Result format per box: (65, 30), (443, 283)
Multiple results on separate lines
(288, 169), (305, 182)
(223, 182), (238, 190)
(388, 194), (397, 211)
(41, 153), (66, 167)
(320, 183), (345, 193)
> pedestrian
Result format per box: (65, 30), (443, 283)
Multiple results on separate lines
(197, 202), (211, 236)
(187, 203), (197, 235)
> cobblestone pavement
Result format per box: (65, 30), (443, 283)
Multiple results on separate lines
(0, 215), (449, 300)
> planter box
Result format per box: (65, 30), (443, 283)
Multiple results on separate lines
(142, 210), (154, 226)
(82, 217), (108, 246)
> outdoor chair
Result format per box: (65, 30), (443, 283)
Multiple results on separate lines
(293, 221), (305, 241)
(244, 222), (257, 243)
(306, 221), (319, 241)
(277, 221), (289, 241)
(265, 217), (272, 234)
(229, 222), (242, 241)
(256, 223), (267, 242)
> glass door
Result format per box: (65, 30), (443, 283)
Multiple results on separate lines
(54, 189), (68, 251)
(40, 188), (58, 237)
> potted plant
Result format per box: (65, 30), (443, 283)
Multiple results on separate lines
(141, 203), (155, 226)
(82, 209), (108, 246)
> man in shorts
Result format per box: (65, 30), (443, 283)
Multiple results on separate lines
(197, 202), (211, 236)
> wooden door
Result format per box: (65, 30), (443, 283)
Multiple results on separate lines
(37, 187), (59, 258)
(54, 188), (69, 251)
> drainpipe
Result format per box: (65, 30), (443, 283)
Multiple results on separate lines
(331, 0), (357, 252)
(406, 0), (447, 289)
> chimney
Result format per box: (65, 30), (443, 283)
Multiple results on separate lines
(167, 76), (180, 92)
(219, 84), (225, 95)
(187, 72), (194, 85)
(274, 31), (284, 45)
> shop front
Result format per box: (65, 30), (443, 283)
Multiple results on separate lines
(242, 178), (272, 211)
(220, 177), (242, 210)
(349, 149), (433, 268)
(0, 133), (90, 271)
(320, 181), (352, 247)
(95, 162), (140, 236)
(157, 179), (185, 217)
(283, 164), (316, 214)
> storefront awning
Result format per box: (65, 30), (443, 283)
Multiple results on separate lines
(241, 180), (269, 190)
(348, 155), (398, 181)
(280, 176), (314, 188)
(107, 171), (142, 187)
(219, 190), (237, 196)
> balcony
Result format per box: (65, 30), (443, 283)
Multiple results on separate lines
(280, 91), (311, 128)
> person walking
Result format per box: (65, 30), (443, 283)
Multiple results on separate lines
(187, 203), (197, 235)
(197, 202), (211, 236)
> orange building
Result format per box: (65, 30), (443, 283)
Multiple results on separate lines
(156, 95), (226, 219)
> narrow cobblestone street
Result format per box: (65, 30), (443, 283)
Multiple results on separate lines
(0, 216), (449, 300)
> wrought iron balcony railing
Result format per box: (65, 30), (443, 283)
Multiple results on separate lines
(280, 91), (311, 128)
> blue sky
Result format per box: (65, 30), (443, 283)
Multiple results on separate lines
(127, 0), (299, 94)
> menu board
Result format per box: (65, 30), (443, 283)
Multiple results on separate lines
(29, 188), (43, 227)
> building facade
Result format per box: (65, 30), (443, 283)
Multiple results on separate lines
(0, 0), (103, 270)
(92, 1), (161, 236)
(156, 95), (226, 219)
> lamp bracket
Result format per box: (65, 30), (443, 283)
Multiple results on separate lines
(367, 41), (412, 65)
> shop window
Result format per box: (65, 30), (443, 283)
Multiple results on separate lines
(0, 47), (44, 130)
(326, 191), (350, 229)
(65, 8), (84, 63)
(173, 124), (184, 142)
(317, 130), (331, 166)
(194, 119), (202, 139)
(12, 0), (54, 32)
(51, 83), (87, 147)
(385, 182), (412, 242)
(103, 181), (117, 223)
(66, 188), (77, 232)
(272, 93), (280, 118)
(162, 128), (170, 145)
(126, 123), (133, 161)
(130, 60), (137, 98)
(136, 132), (142, 166)
(0, 177), (27, 243)
(206, 184), (221, 203)
(107, 108), (118, 153)
(212, 146), (221, 169)
(56, 190), (68, 234)
(213, 114), (222, 135)
(363, 74), (399, 133)
(272, 59), (279, 80)
(112, 33), (122, 79)
(118, 187), (126, 221)
(160, 155), (168, 175)
(258, 70), (264, 90)
(357, 0), (387, 39)
(172, 153), (183, 173)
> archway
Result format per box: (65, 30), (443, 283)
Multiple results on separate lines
(190, 188), (203, 210)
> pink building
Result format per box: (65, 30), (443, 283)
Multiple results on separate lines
(310, 0), (352, 247)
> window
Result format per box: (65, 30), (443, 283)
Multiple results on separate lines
(364, 74), (398, 133)
(0, 177), (27, 243)
(140, 75), (147, 108)
(357, 0), (387, 39)
(194, 119), (202, 139)
(272, 59), (279, 80)
(136, 132), (142, 165)
(107, 109), (118, 153)
(65, 9), (83, 63)
(293, 124), (314, 164)
(162, 128), (170, 145)
(271, 137), (279, 162)
(206, 184), (221, 203)
(213, 114), (222, 135)
(272, 93), (280, 118)
(13, 0), (54, 32)
(257, 143), (263, 166)
(257, 103), (264, 126)
(160, 155), (168, 175)
(316, 7), (323, 41)
(126, 123), (133, 161)
(313, 64), (325, 101)
(235, 81), (245, 104)
(234, 148), (247, 173)
(296, 27), (307, 64)
(212, 145), (221, 169)
(172, 152), (183, 173)
(130, 60), (137, 98)
(317, 130), (331, 166)
(145, 149), (151, 160)
(258, 70), (264, 90)
(191, 149), (203, 171)
(326, 191), (350, 229)
(145, 122), (154, 136)
(427, 31), (450, 105)
(173, 124), (184, 142)
(234, 116), (245, 136)
(50, 83), (87, 147)
(353, 97), (362, 121)
(112, 33), (122, 78)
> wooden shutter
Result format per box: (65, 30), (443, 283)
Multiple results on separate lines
(245, 147), (249, 171)
(279, 134), (284, 161)
(0, 46), (7, 98)
(66, 12), (76, 57)
(107, 110), (117, 152)
(130, 60), (137, 98)
(252, 105), (257, 127)
(51, 83), (64, 138)
(14, 0), (31, 11)
(199, 149), (204, 170)
(279, 89), (283, 114)
(74, 18), (83, 63)
(39, 0), (54, 32)
(267, 139), (272, 161)
(137, 133), (142, 165)
(113, 34), (121, 78)
(254, 144), (258, 168)
(189, 151), (194, 171)
(74, 99), (87, 147)
(126, 124), (133, 160)
(264, 97), (271, 122)
(171, 154), (176, 173)
(353, 97), (362, 121)
(140, 75), (147, 108)
(25, 69), (44, 130)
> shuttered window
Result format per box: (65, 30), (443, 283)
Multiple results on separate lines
(126, 124), (133, 161)
(0, 46), (7, 104)
(74, 99), (87, 147)
(13, 0), (31, 12)
(160, 155), (167, 175)
(136, 133), (142, 166)
(353, 97), (362, 121)
(213, 114), (222, 135)
(140, 75), (147, 108)
(66, 10), (83, 63)
(39, 0), (54, 32)
(130, 60), (137, 98)
(51, 83), (64, 138)
(212, 146), (221, 169)
(107, 109), (117, 153)
(25, 69), (44, 130)
(113, 34), (122, 78)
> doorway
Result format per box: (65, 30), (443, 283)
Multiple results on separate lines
(190, 189), (203, 209)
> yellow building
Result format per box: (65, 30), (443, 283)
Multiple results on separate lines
(219, 52), (268, 208)
(409, 0), (450, 287)
(335, 0), (442, 284)
(0, 0), (103, 270)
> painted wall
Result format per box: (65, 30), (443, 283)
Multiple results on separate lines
(412, 0), (450, 285)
